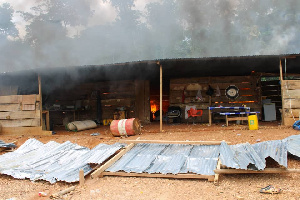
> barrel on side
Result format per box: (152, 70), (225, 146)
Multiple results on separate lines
(110, 118), (141, 137)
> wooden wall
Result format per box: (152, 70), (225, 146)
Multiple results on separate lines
(170, 76), (261, 123)
(281, 80), (300, 126)
(0, 94), (52, 135)
(0, 95), (41, 127)
(45, 80), (150, 126)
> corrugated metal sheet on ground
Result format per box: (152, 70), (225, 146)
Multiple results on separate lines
(219, 140), (288, 170)
(107, 143), (220, 175)
(285, 135), (300, 158)
(0, 138), (124, 183)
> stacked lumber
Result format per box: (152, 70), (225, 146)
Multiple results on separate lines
(0, 94), (51, 135)
(281, 80), (300, 126)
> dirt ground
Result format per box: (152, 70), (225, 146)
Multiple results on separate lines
(0, 121), (300, 200)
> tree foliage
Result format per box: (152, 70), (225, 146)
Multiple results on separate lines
(0, 3), (18, 37)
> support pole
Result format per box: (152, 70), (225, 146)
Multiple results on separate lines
(160, 64), (163, 132)
(38, 75), (42, 127)
(279, 59), (285, 125)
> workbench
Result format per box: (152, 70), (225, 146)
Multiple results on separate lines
(208, 106), (255, 126)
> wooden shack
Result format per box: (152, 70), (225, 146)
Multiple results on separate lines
(0, 55), (299, 134)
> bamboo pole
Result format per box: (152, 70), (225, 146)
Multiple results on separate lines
(160, 64), (163, 132)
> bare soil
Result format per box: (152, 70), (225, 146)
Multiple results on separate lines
(0, 121), (300, 200)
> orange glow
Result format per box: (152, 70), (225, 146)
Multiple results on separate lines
(151, 103), (158, 113)
(229, 101), (256, 103)
(240, 88), (251, 90)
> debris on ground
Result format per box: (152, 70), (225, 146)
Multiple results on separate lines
(259, 185), (282, 194)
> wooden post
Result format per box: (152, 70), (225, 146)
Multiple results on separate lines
(38, 75), (42, 127)
(160, 64), (163, 132)
(279, 59), (285, 125)
(208, 108), (212, 126)
(79, 169), (84, 186)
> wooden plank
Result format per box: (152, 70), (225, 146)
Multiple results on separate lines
(101, 99), (131, 106)
(79, 169), (84, 186)
(280, 60), (285, 125)
(0, 95), (22, 104)
(282, 80), (300, 90)
(0, 119), (40, 127)
(0, 104), (20, 111)
(22, 104), (36, 111)
(283, 109), (300, 118)
(282, 89), (300, 97)
(119, 140), (224, 145)
(0, 110), (40, 120)
(283, 98), (300, 109)
(101, 172), (215, 181)
(227, 116), (249, 121)
(1, 126), (52, 135)
(91, 143), (135, 179)
(214, 159), (221, 185)
(214, 168), (300, 174)
(283, 118), (298, 126)
(22, 94), (37, 104)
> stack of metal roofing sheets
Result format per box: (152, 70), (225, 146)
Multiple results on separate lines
(0, 134), (299, 183)
(285, 135), (300, 158)
(219, 140), (287, 170)
(107, 143), (220, 175)
(0, 138), (124, 183)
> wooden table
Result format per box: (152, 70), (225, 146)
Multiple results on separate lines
(208, 106), (251, 126)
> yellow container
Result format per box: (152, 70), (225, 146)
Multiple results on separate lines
(248, 115), (258, 130)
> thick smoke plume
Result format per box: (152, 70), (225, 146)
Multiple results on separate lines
(0, 0), (299, 73)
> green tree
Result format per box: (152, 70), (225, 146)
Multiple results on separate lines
(0, 3), (18, 37)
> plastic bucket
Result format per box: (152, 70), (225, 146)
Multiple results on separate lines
(110, 118), (141, 137)
(248, 115), (258, 130)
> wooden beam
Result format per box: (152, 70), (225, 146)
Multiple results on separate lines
(50, 186), (76, 199)
(38, 75), (42, 127)
(79, 169), (84, 186)
(0, 95), (22, 104)
(91, 143), (135, 179)
(160, 64), (163, 132)
(214, 168), (300, 174)
(119, 139), (225, 145)
(279, 60), (285, 125)
(101, 171), (214, 181)
(214, 159), (221, 185)
(0, 119), (40, 127)
(0, 110), (40, 120)
(1, 126), (52, 135)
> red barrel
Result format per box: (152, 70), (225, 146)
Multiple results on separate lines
(110, 118), (141, 137)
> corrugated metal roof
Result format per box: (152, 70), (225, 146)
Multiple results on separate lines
(0, 139), (124, 183)
(219, 140), (287, 170)
(285, 135), (300, 158)
(0, 135), (298, 183)
(107, 143), (220, 175)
